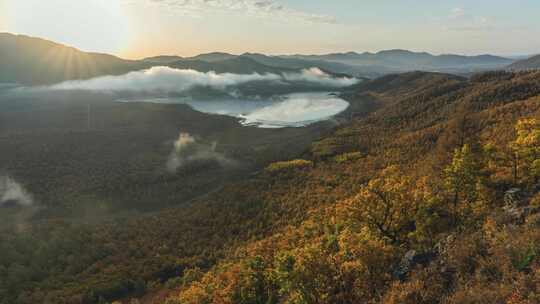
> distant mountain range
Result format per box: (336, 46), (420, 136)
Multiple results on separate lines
(0, 32), (534, 86)
(143, 53), (237, 64)
(508, 54), (540, 70)
(0, 33), (316, 85)
(282, 50), (514, 72)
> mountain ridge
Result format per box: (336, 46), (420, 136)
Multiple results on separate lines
(507, 54), (540, 70)
(0, 32), (522, 86)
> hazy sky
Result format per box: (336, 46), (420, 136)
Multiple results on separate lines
(1, 0), (539, 59)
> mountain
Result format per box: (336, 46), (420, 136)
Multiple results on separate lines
(0, 33), (519, 88)
(0, 34), (344, 86)
(142, 55), (184, 64)
(241, 52), (380, 78)
(0, 33), (148, 85)
(169, 55), (298, 75)
(185, 52), (238, 62)
(0, 35), (302, 86)
(507, 54), (540, 70)
(282, 49), (515, 73)
(0, 32), (522, 90)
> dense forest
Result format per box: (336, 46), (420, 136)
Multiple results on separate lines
(2, 70), (540, 304)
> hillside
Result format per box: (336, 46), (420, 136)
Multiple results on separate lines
(0, 33), (148, 85)
(508, 54), (540, 70)
(2, 70), (540, 303)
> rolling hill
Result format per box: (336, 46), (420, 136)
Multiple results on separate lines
(507, 54), (540, 70)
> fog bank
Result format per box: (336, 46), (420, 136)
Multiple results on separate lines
(42, 66), (358, 95)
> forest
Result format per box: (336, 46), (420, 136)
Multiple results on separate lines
(2, 70), (540, 303)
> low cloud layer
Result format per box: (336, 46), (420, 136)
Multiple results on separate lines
(0, 176), (33, 207)
(44, 66), (358, 95)
(283, 68), (359, 87)
(167, 132), (236, 172)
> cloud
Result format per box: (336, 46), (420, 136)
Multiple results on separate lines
(0, 176), (33, 207)
(283, 68), (359, 87)
(445, 7), (499, 33)
(42, 66), (358, 94)
(167, 132), (236, 172)
(46, 66), (281, 93)
(449, 7), (465, 19)
(142, 0), (337, 24)
(445, 15), (496, 32)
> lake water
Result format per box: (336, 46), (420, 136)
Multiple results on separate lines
(118, 92), (349, 128)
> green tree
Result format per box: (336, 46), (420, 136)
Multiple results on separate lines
(234, 256), (278, 304)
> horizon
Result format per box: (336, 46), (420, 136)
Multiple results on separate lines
(2, 0), (540, 59)
(1, 31), (536, 61)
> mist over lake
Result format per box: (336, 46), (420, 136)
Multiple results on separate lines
(118, 92), (349, 128)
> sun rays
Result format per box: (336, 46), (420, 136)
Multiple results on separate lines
(3, 0), (132, 56)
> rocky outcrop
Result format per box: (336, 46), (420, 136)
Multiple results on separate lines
(503, 188), (539, 224)
(393, 249), (436, 280)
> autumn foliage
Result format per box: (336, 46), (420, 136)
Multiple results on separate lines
(2, 71), (540, 304)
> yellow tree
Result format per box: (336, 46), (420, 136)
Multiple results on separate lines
(444, 144), (483, 223)
(511, 118), (540, 185)
(347, 166), (418, 244)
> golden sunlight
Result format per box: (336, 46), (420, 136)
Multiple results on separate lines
(3, 0), (132, 55)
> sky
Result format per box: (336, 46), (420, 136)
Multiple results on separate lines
(1, 0), (539, 59)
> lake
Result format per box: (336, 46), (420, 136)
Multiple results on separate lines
(118, 92), (349, 128)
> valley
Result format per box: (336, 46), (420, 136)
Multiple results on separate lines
(0, 90), (346, 222)
(1, 28), (540, 304)
(2, 68), (540, 303)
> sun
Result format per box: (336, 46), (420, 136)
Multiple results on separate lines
(3, 0), (132, 55)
